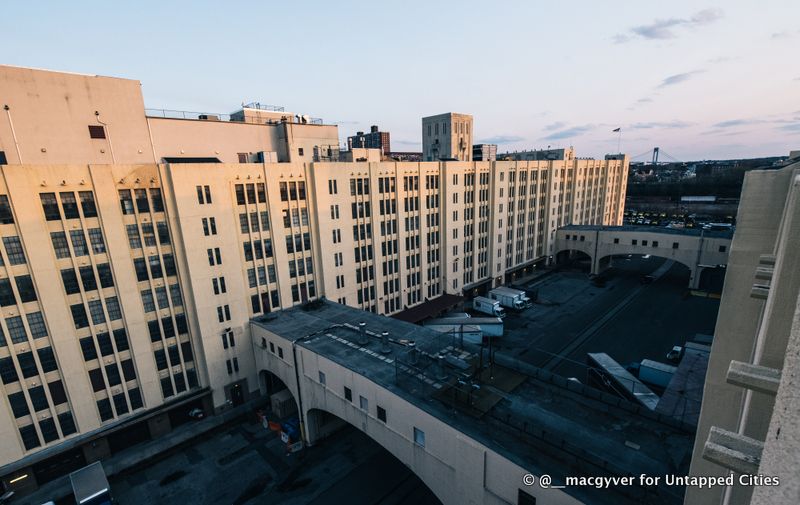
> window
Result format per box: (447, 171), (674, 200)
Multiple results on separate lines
(277, 347), (284, 359)
(105, 363), (121, 386)
(7, 316), (27, 343)
(88, 228), (106, 253)
(97, 263), (114, 288)
(652, 241), (659, 248)
(20, 424), (41, 450)
(79, 266), (97, 292)
(113, 393), (129, 415)
(150, 188), (164, 212)
(318, 371), (326, 385)
(613, 238), (619, 244)
(70, 303), (89, 329)
(359, 395), (368, 410)
(672, 242), (679, 249)
(60, 192), (79, 219)
(51, 232), (70, 258)
(0, 278), (15, 306)
(97, 398), (114, 421)
(344, 386), (352, 402)
(58, 412), (77, 436)
(27, 312), (47, 338)
(719, 245), (727, 252)
(377, 405), (386, 423)
(135, 189), (150, 213)
(119, 190), (134, 215)
(18, 351), (38, 378)
(80, 337), (97, 361)
(413, 427), (425, 447)
(0, 195), (14, 224)
(134, 258), (149, 282)
(15, 275), (37, 303)
(631, 239), (638, 246)
(79, 191), (97, 217)
(0, 357), (18, 384)
(126, 224), (142, 249)
(154, 349), (167, 370)
(9, 392), (30, 418)
(48, 380), (67, 405)
(69, 230), (88, 256)
(113, 328), (129, 352)
(97, 332), (114, 356)
(88, 300), (106, 324)
(29, 385), (49, 412)
(3, 236), (26, 265)
(226, 359), (233, 375)
(41, 193), (61, 221)
(37, 347), (57, 373)
(298, 147), (304, 156)
(88, 124), (106, 139)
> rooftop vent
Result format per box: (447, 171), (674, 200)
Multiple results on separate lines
(358, 322), (368, 346)
(380, 331), (391, 354)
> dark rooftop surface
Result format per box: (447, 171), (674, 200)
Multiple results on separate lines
(391, 293), (464, 323)
(561, 224), (734, 239)
(252, 301), (694, 505)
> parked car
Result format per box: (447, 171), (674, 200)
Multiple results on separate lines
(188, 408), (205, 420)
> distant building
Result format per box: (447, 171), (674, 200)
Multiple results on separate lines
(499, 147), (574, 161)
(347, 125), (390, 157)
(422, 112), (473, 161)
(387, 152), (422, 162)
(472, 144), (497, 161)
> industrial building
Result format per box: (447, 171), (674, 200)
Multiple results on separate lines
(0, 64), (629, 497)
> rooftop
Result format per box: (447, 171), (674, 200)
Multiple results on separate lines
(561, 224), (734, 239)
(252, 300), (695, 505)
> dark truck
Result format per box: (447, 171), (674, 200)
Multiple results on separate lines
(69, 462), (112, 505)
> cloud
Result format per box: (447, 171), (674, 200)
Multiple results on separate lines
(712, 118), (763, 128)
(616, 8), (723, 42)
(545, 121), (566, 130)
(658, 70), (703, 88)
(778, 123), (800, 132)
(477, 135), (525, 144)
(629, 121), (694, 129)
(542, 125), (595, 140)
(771, 30), (800, 40)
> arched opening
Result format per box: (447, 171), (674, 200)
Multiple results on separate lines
(554, 249), (592, 273)
(305, 408), (442, 505)
(259, 370), (299, 420)
(698, 265), (726, 293)
(596, 254), (693, 287)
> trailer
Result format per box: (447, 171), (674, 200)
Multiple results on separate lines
(69, 462), (112, 505)
(425, 316), (504, 337)
(472, 297), (505, 317)
(488, 287), (532, 310)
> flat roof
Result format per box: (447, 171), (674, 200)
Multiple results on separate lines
(252, 301), (693, 505)
(560, 224), (734, 239)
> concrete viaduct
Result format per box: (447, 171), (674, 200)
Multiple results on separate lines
(555, 225), (733, 289)
(250, 300), (694, 505)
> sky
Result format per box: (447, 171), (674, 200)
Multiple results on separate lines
(3, 1), (799, 161)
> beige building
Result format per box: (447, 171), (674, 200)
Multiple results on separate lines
(0, 65), (628, 496)
(686, 156), (800, 505)
(422, 112), (473, 161)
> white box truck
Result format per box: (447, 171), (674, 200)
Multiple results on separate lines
(472, 297), (505, 317)
(489, 287), (531, 310)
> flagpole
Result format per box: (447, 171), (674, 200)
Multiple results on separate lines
(617, 129), (621, 154)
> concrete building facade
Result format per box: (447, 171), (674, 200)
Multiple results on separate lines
(422, 113), (473, 161)
(473, 143), (497, 162)
(0, 65), (629, 495)
(686, 157), (800, 505)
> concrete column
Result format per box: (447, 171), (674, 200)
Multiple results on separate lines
(689, 266), (702, 290)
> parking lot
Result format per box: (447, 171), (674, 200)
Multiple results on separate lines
(497, 256), (721, 381)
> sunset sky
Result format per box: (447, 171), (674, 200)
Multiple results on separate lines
(4, 0), (798, 160)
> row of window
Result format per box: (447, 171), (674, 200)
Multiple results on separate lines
(51, 229), (106, 258)
(119, 188), (164, 215)
(0, 275), (37, 306)
(69, 297), (122, 329)
(41, 191), (97, 221)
